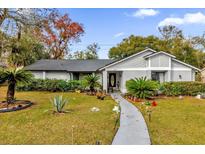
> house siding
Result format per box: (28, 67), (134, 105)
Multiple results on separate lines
(171, 70), (192, 81)
(172, 61), (188, 69)
(106, 50), (153, 70)
(31, 71), (43, 79)
(121, 70), (147, 93)
(45, 71), (70, 80)
(150, 54), (169, 67)
(31, 71), (70, 80)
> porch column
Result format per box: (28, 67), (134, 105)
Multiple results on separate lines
(43, 71), (46, 79)
(167, 70), (171, 81)
(102, 70), (108, 92)
(146, 70), (151, 79)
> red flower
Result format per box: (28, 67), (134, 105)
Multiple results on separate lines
(152, 101), (157, 107)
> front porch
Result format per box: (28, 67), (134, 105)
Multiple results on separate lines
(102, 71), (122, 93)
(102, 69), (172, 93)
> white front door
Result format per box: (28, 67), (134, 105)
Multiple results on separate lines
(159, 72), (165, 83)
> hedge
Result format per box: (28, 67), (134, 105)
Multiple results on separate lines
(17, 79), (85, 92)
(160, 81), (205, 96)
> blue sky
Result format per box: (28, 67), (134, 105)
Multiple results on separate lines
(60, 8), (205, 59)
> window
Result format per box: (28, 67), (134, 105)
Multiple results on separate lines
(179, 75), (182, 80)
(73, 73), (79, 80)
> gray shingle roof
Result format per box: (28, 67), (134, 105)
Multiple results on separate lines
(24, 59), (115, 72)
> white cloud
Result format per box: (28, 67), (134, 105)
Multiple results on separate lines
(133, 9), (159, 18)
(158, 12), (205, 27)
(114, 32), (124, 38)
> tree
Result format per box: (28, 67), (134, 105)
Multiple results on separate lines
(10, 33), (49, 67)
(0, 9), (54, 37)
(73, 50), (85, 59)
(0, 9), (54, 66)
(109, 35), (165, 59)
(108, 26), (205, 69)
(83, 74), (101, 92)
(0, 31), (49, 67)
(0, 68), (33, 103)
(35, 11), (84, 59)
(84, 43), (99, 59)
(73, 43), (100, 59)
(158, 25), (183, 40)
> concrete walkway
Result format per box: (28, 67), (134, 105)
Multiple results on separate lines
(111, 93), (151, 145)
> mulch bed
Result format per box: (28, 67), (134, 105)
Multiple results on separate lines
(0, 100), (33, 113)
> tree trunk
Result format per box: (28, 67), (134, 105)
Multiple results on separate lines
(90, 85), (94, 92)
(7, 82), (16, 103)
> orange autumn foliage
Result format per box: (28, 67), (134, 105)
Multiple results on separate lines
(34, 11), (84, 59)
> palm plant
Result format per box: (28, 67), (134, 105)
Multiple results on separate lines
(0, 68), (33, 103)
(51, 95), (69, 113)
(126, 77), (158, 99)
(84, 73), (101, 92)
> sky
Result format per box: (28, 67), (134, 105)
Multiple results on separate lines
(59, 8), (205, 59)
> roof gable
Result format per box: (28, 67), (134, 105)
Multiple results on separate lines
(98, 48), (156, 70)
(172, 59), (200, 71)
(144, 51), (176, 59)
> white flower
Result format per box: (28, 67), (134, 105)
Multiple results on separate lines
(113, 106), (120, 113)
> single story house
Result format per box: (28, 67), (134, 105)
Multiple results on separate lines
(25, 48), (200, 93)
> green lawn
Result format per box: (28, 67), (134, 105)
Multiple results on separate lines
(132, 96), (205, 144)
(0, 86), (118, 145)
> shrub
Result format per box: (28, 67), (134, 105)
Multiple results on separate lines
(17, 78), (85, 92)
(51, 95), (68, 113)
(160, 81), (205, 96)
(126, 77), (158, 99)
(0, 68), (33, 103)
(83, 74), (101, 92)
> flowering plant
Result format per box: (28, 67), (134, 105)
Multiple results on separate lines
(151, 101), (157, 107)
(145, 100), (157, 122)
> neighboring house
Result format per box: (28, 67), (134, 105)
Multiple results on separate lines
(201, 68), (205, 83)
(25, 48), (200, 93)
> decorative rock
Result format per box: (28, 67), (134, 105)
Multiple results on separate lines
(179, 95), (183, 99)
(196, 94), (201, 99)
(90, 107), (100, 112)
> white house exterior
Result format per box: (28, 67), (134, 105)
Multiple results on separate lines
(25, 48), (200, 93)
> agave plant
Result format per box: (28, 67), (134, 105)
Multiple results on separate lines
(0, 68), (33, 103)
(51, 95), (68, 113)
(83, 73), (101, 92)
(126, 77), (158, 99)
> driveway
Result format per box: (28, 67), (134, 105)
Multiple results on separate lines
(111, 93), (151, 145)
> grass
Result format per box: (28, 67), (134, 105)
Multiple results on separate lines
(0, 86), (119, 145)
(131, 96), (205, 145)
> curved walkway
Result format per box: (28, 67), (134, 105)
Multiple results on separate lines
(111, 93), (151, 145)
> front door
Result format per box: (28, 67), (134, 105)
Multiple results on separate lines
(151, 72), (165, 82)
(109, 73), (116, 87)
(151, 72), (159, 81)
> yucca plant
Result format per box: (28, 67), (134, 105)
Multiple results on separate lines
(83, 73), (101, 92)
(126, 77), (158, 99)
(0, 68), (33, 103)
(51, 95), (68, 113)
